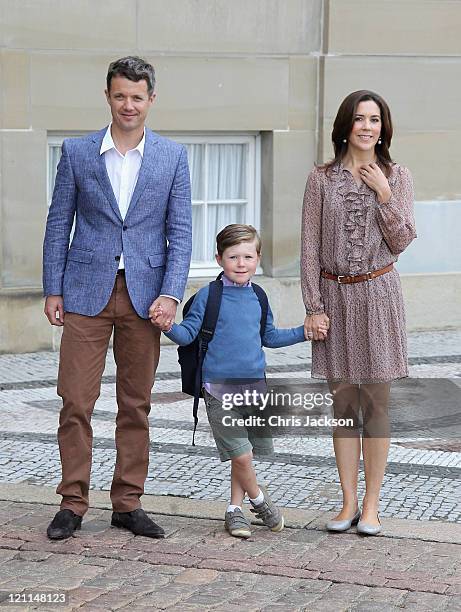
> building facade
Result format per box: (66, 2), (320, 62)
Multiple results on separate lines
(1, 0), (460, 353)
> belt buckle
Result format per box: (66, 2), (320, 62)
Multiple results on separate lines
(366, 271), (373, 281)
(337, 275), (346, 284)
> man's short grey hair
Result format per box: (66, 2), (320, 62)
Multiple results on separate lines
(106, 56), (156, 95)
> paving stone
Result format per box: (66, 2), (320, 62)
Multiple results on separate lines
(231, 591), (283, 608)
(402, 590), (457, 609)
(356, 586), (407, 604)
(0, 550), (18, 563)
(349, 604), (402, 612)
(80, 546), (144, 561)
(272, 588), (326, 607)
(173, 568), (219, 585)
(134, 583), (197, 609)
(124, 538), (194, 555)
(148, 564), (185, 576)
(0, 538), (23, 550)
(66, 586), (109, 607)
(140, 552), (197, 568)
(15, 551), (52, 562)
(86, 581), (172, 610)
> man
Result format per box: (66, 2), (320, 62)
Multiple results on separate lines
(43, 56), (192, 540)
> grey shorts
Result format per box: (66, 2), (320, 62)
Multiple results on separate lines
(203, 389), (274, 462)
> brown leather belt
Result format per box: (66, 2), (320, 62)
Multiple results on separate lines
(321, 264), (394, 284)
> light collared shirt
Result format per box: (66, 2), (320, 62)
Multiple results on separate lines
(100, 124), (178, 304)
(100, 124), (144, 270)
(221, 275), (251, 289)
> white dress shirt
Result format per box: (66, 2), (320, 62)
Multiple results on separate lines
(100, 124), (179, 304)
(100, 124), (144, 270)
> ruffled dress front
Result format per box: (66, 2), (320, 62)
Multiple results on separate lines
(301, 162), (417, 384)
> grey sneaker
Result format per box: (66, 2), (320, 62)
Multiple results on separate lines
(250, 485), (284, 532)
(225, 508), (252, 539)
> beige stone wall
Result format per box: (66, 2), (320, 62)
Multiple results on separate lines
(322, 0), (461, 201)
(0, 0), (460, 352)
(321, 56), (461, 200)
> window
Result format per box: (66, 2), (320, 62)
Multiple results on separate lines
(47, 133), (261, 276)
(176, 135), (260, 275)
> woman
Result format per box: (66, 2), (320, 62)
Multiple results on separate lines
(301, 90), (416, 535)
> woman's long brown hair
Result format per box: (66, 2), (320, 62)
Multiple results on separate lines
(322, 90), (394, 177)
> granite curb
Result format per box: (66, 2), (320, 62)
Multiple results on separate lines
(0, 483), (459, 544)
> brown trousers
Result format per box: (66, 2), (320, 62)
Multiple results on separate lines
(56, 274), (160, 516)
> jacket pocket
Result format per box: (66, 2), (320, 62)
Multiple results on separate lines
(148, 253), (167, 268)
(67, 248), (94, 264)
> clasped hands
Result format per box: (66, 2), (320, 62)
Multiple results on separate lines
(304, 313), (330, 342)
(149, 297), (177, 331)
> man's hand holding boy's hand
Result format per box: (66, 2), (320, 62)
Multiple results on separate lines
(304, 313), (330, 341)
(150, 305), (173, 331)
(149, 297), (177, 331)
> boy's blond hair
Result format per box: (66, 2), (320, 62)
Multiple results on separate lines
(216, 224), (261, 257)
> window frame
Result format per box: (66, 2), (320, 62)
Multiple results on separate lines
(166, 132), (261, 277)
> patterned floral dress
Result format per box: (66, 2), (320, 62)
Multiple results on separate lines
(301, 162), (417, 384)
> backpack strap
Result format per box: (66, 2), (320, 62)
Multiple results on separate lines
(200, 272), (224, 342)
(192, 272), (224, 445)
(251, 282), (269, 341)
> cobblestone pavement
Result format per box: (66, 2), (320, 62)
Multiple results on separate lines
(0, 500), (460, 611)
(0, 331), (460, 523)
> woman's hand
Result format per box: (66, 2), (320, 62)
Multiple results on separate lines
(359, 162), (391, 204)
(304, 313), (330, 342)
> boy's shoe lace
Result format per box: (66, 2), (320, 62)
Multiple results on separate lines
(250, 485), (284, 532)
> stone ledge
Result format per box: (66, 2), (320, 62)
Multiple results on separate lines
(0, 483), (459, 543)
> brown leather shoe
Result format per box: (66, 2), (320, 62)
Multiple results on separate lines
(111, 508), (165, 538)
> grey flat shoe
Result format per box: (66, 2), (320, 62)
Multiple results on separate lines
(357, 514), (382, 536)
(326, 509), (361, 532)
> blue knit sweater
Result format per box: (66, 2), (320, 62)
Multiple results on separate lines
(165, 285), (306, 382)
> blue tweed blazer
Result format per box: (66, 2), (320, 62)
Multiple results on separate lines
(43, 127), (192, 318)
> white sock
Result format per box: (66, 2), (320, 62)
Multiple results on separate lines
(249, 489), (264, 506)
(227, 504), (241, 513)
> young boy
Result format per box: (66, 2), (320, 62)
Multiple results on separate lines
(156, 225), (308, 538)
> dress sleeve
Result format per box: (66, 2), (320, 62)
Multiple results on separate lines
(301, 167), (324, 315)
(376, 166), (417, 255)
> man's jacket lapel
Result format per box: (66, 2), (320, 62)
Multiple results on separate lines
(125, 129), (159, 218)
(92, 129), (122, 221)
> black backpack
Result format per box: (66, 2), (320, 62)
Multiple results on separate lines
(178, 271), (269, 445)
